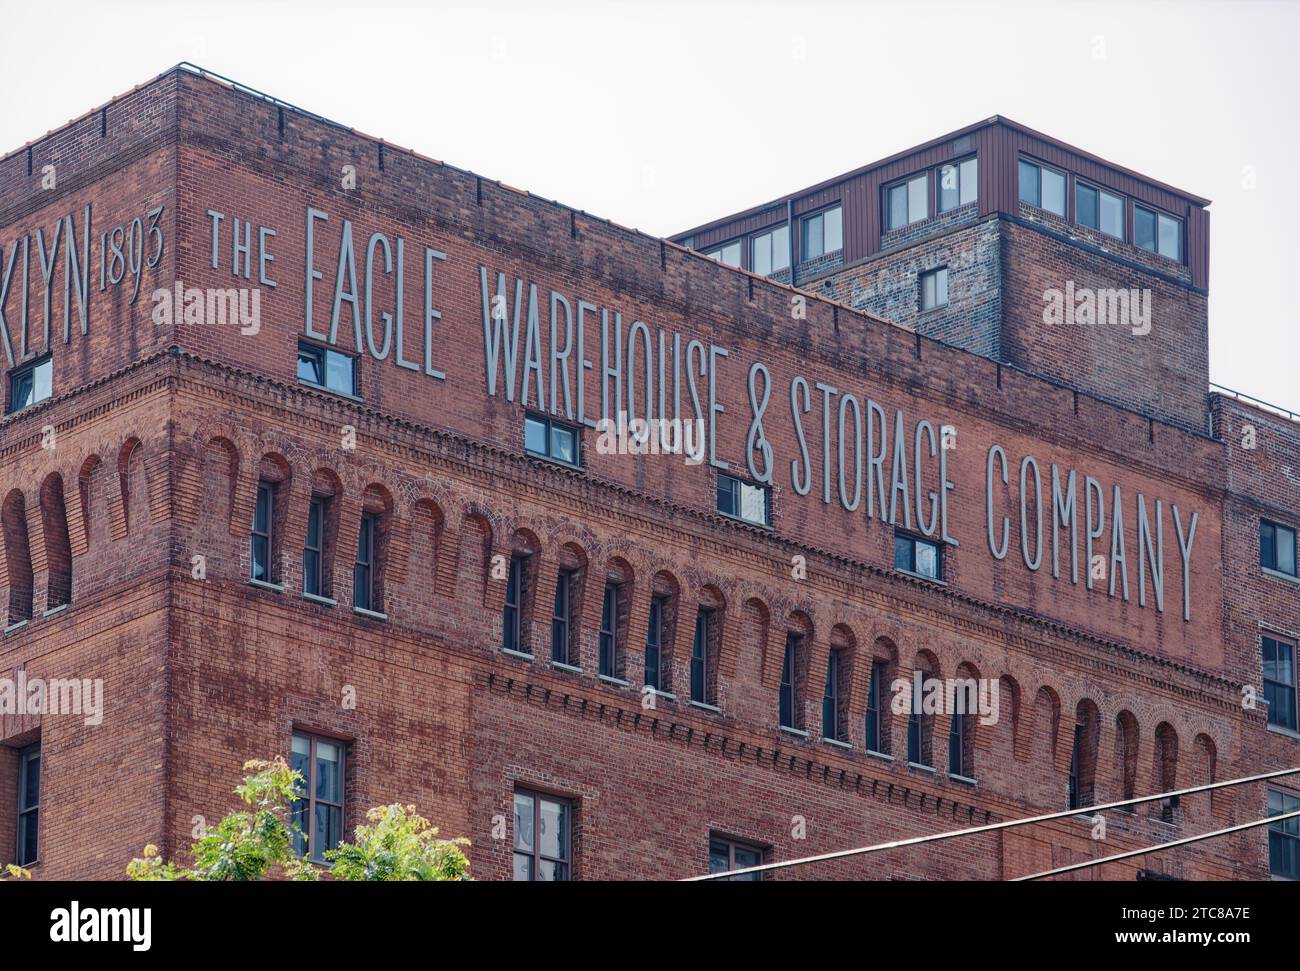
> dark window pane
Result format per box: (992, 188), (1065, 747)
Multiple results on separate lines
(10, 371), (34, 411)
(297, 347), (323, 385)
(1158, 214), (1181, 261)
(1076, 184), (1099, 229)
(717, 475), (736, 516)
(708, 841), (730, 874)
(22, 751), (39, 807)
(525, 416), (548, 455)
(1018, 160), (1039, 206)
(316, 740), (342, 801)
(894, 535), (913, 572)
(1262, 522), (1277, 570)
(1135, 207), (1157, 252)
(888, 184), (908, 229)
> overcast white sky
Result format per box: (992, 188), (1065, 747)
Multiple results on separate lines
(1, 0), (1296, 413)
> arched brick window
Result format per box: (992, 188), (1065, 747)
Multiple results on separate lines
(823, 624), (855, 744)
(502, 528), (540, 656)
(1115, 710), (1139, 805)
(865, 637), (898, 757)
(3, 489), (33, 624)
(949, 662), (981, 780)
(304, 469), (342, 600)
(690, 585), (726, 707)
(1153, 722), (1180, 822)
(1069, 699), (1101, 809)
(645, 570), (681, 694)
(780, 612), (813, 732)
(40, 473), (72, 609)
(354, 484), (393, 615)
(908, 651), (940, 767)
(251, 453), (292, 587)
(599, 557), (633, 681)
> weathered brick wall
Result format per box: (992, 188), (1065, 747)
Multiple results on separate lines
(1000, 216), (1209, 434)
(0, 67), (1286, 880)
(819, 218), (1002, 360)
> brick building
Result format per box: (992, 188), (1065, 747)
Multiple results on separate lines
(0, 66), (1295, 880)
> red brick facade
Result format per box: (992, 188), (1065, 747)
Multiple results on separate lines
(0, 67), (1293, 880)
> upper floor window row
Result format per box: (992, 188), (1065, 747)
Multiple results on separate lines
(703, 240), (741, 268)
(711, 207), (841, 279)
(800, 206), (843, 261)
(1018, 157), (1185, 264)
(886, 158), (978, 231)
(751, 224), (790, 276)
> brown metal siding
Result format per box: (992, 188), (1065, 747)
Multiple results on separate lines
(674, 120), (1209, 288)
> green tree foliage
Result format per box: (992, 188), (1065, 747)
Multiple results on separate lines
(126, 757), (470, 881)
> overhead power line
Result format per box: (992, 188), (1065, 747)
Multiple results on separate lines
(682, 765), (1300, 881)
(1016, 807), (1300, 880)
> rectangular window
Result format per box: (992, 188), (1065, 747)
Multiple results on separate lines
(920, 267), (948, 311)
(704, 241), (741, 268)
(1261, 520), (1297, 577)
(599, 582), (619, 678)
(290, 732), (344, 862)
(251, 481), (275, 583)
(1263, 635), (1298, 732)
(1017, 159), (1065, 216)
(1076, 182), (1124, 239)
(514, 789), (570, 880)
(645, 595), (665, 690)
(303, 497), (325, 597)
(751, 225), (791, 276)
(524, 413), (580, 468)
(865, 659), (886, 754)
(1136, 206), (1185, 262)
(690, 608), (710, 704)
(717, 473), (770, 527)
(886, 175), (928, 230)
(353, 511), (376, 612)
(822, 649), (843, 741)
(297, 341), (357, 397)
(16, 743), (39, 866)
(708, 836), (764, 881)
(1269, 789), (1300, 879)
(894, 532), (942, 580)
(938, 158), (977, 212)
(800, 206), (843, 260)
(779, 634), (798, 729)
(7, 356), (52, 414)
(504, 555), (526, 654)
